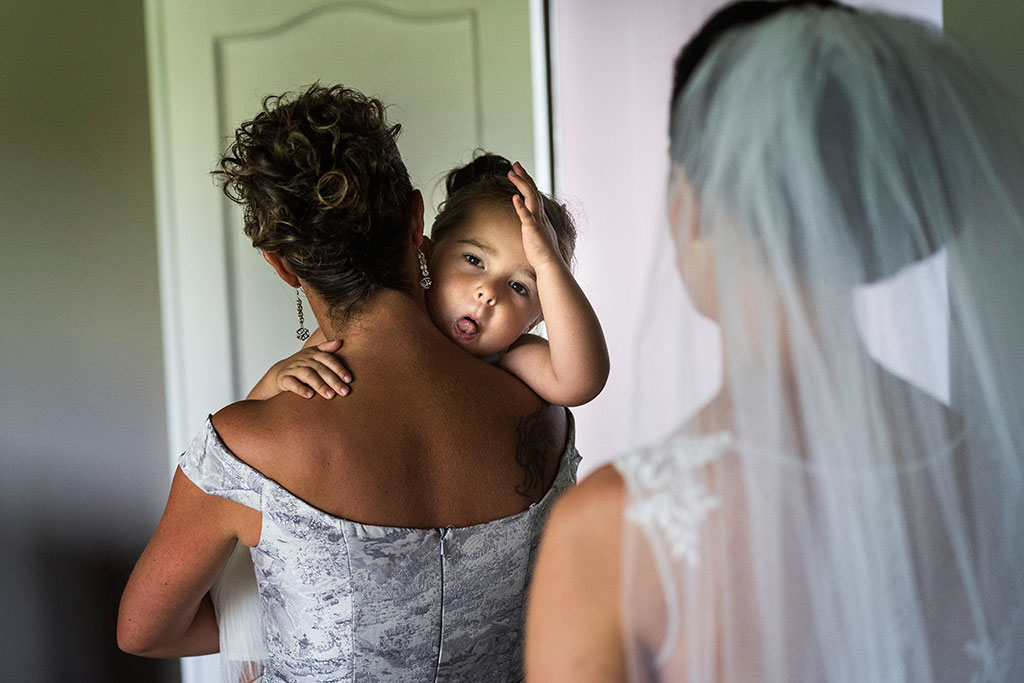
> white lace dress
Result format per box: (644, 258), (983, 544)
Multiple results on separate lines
(614, 431), (731, 568)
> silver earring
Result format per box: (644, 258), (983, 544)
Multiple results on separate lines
(295, 288), (310, 341)
(417, 248), (432, 289)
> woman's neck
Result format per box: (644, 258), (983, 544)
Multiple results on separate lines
(310, 287), (435, 353)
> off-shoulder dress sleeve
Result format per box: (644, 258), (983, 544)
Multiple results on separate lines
(177, 416), (264, 512)
(178, 417), (269, 676)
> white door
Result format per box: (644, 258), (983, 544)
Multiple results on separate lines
(143, 1), (548, 679)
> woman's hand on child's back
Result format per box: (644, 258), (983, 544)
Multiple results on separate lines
(270, 339), (352, 399)
(509, 162), (564, 271)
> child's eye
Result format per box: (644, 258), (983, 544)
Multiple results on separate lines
(462, 253), (483, 267)
(509, 281), (530, 296)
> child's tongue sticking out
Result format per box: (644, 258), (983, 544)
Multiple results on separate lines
(455, 317), (479, 339)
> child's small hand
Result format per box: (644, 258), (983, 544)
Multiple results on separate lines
(508, 162), (563, 270)
(271, 339), (352, 399)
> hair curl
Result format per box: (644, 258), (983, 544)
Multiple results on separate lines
(214, 83), (415, 322)
(430, 152), (577, 267)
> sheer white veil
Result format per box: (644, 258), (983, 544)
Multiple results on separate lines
(619, 4), (1024, 681)
(210, 543), (266, 682)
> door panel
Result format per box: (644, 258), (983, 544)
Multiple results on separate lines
(144, 2), (544, 680)
(215, 7), (484, 388)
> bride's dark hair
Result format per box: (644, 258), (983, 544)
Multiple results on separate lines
(670, 0), (852, 129)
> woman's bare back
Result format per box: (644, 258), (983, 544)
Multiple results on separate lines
(213, 299), (567, 532)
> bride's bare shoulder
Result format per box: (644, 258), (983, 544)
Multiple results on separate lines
(554, 464), (625, 521)
(525, 464), (627, 682)
(538, 465), (626, 578)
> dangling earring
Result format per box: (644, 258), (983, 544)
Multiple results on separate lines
(295, 288), (310, 341)
(417, 248), (432, 289)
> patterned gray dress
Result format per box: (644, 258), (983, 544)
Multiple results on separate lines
(179, 413), (579, 682)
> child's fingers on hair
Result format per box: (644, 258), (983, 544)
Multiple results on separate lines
(511, 161), (536, 188)
(507, 165), (538, 196)
(514, 169), (546, 217)
(509, 175), (544, 219)
(513, 193), (537, 225)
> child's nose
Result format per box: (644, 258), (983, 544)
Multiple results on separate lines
(476, 284), (497, 305)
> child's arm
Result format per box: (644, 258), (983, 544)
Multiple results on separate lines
(245, 327), (351, 400)
(497, 162), (609, 407)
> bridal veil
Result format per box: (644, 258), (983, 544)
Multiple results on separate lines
(621, 4), (1024, 680)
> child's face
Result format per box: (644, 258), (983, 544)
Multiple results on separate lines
(426, 205), (542, 358)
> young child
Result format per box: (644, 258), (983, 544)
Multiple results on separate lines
(249, 153), (608, 407)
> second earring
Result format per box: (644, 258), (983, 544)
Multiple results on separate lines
(417, 248), (432, 289)
(295, 288), (310, 341)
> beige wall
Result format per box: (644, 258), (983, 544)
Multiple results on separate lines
(0, 1), (175, 680)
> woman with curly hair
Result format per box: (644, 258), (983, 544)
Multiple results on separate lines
(117, 84), (576, 681)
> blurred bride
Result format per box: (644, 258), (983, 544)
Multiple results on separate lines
(526, 1), (1024, 680)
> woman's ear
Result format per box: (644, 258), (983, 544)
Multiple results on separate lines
(262, 251), (300, 288)
(420, 234), (434, 261)
(410, 189), (426, 246)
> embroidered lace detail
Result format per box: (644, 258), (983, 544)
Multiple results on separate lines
(616, 432), (732, 567)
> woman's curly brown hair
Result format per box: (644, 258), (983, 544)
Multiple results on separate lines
(431, 152), (577, 267)
(215, 83), (415, 321)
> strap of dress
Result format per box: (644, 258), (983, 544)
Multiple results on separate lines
(614, 431), (733, 669)
(178, 416), (264, 511)
(614, 431), (732, 567)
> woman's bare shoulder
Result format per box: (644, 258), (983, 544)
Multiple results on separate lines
(541, 464), (626, 566)
(445, 349), (570, 450)
(525, 464), (627, 682)
(558, 464), (625, 513)
(210, 393), (315, 468)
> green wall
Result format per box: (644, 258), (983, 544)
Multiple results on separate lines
(944, 0), (1024, 94)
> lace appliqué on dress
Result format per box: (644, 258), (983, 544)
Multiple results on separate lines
(616, 432), (732, 567)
